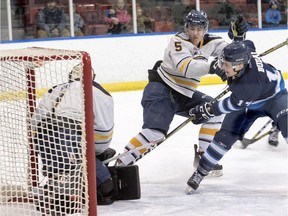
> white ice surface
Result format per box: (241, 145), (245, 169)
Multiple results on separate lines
(98, 84), (288, 216)
(0, 84), (286, 216)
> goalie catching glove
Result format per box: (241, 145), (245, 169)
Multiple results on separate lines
(228, 15), (248, 42)
(209, 57), (227, 81)
(189, 102), (214, 124)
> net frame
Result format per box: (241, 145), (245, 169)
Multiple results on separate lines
(0, 47), (97, 215)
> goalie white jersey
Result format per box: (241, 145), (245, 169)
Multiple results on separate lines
(158, 32), (227, 97)
(32, 80), (114, 155)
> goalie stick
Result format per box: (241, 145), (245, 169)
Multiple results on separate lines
(241, 119), (273, 149)
(103, 87), (230, 165)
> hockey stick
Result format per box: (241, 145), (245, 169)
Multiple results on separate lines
(241, 119), (273, 149)
(258, 39), (288, 57)
(105, 40), (286, 165)
(103, 87), (230, 165)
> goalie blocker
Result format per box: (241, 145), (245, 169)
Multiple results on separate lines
(97, 148), (141, 201)
(108, 165), (141, 201)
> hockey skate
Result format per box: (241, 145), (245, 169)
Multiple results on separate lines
(209, 164), (223, 177)
(193, 144), (223, 177)
(185, 171), (205, 195)
(268, 126), (279, 147)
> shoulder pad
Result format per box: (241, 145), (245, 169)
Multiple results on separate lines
(49, 84), (62, 93)
(202, 34), (222, 45)
(93, 81), (111, 96)
(175, 32), (190, 41)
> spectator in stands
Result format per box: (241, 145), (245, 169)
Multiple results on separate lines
(67, 4), (85, 36)
(36, 0), (70, 38)
(136, 6), (155, 33)
(265, 0), (282, 26)
(104, 0), (132, 34)
(172, 0), (195, 32)
(277, 0), (287, 24)
(210, 0), (242, 26)
(14, 0), (27, 26)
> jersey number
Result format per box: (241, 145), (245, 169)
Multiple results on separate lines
(174, 42), (182, 51)
(266, 69), (278, 82)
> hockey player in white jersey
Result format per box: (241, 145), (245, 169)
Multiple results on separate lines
(32, 64), (116, 208)
(116, 10), (248, 175)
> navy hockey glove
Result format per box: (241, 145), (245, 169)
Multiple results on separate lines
(209, 58), (227, 81)
(228, 15), (248, 41)
(189, 102), (214, 124)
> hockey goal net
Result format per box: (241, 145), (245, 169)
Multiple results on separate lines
(0, 47), (97, 215)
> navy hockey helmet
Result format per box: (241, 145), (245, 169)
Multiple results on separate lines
(185, 10), (209, 32)
(219, 42), (252, 68)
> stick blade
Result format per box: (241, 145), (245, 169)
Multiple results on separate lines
(240, 138), (255, 149)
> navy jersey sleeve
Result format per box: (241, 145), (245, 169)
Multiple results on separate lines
(211, 50), (285, 116)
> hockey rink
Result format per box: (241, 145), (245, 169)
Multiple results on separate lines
(98, 83), (288, 216)
(0, 83), (287, 216)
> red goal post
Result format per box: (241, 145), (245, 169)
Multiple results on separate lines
(0, 47), (97, 215)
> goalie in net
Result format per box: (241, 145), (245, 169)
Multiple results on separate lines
(32, 63), (116, 213)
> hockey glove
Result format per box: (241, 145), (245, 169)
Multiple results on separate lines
(96, 148), (116, 163)
(228, 15), (248, 42)
(189, 102), (214, 124)
(209, 58), (227, 81)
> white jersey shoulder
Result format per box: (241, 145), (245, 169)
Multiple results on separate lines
(32, 80), (114, 155)
(158, 32), (228, 97)
(92, 81), (114, 154)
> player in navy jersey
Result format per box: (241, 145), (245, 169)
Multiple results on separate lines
(186, 40), (287, 193)
(116, 10), (248, 177)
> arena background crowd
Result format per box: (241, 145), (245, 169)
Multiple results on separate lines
(1, 0), (287, 41)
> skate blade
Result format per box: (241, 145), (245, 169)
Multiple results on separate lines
(185, 185), (195, 195)
(208, 170), (223, 177)
(268, 141), (279, 147)
(240, 144), (248, 149)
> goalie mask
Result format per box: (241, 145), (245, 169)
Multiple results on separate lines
(185, 10), (209, 33)
(69, 63), (96, 81)
(218, 42), (251, 77)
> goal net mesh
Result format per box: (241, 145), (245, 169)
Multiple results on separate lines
(0, 47), (95, 215)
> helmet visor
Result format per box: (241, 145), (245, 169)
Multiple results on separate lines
(218, 56), (242, 70)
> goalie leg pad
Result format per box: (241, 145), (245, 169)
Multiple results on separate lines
(108, 165), (141, 200)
